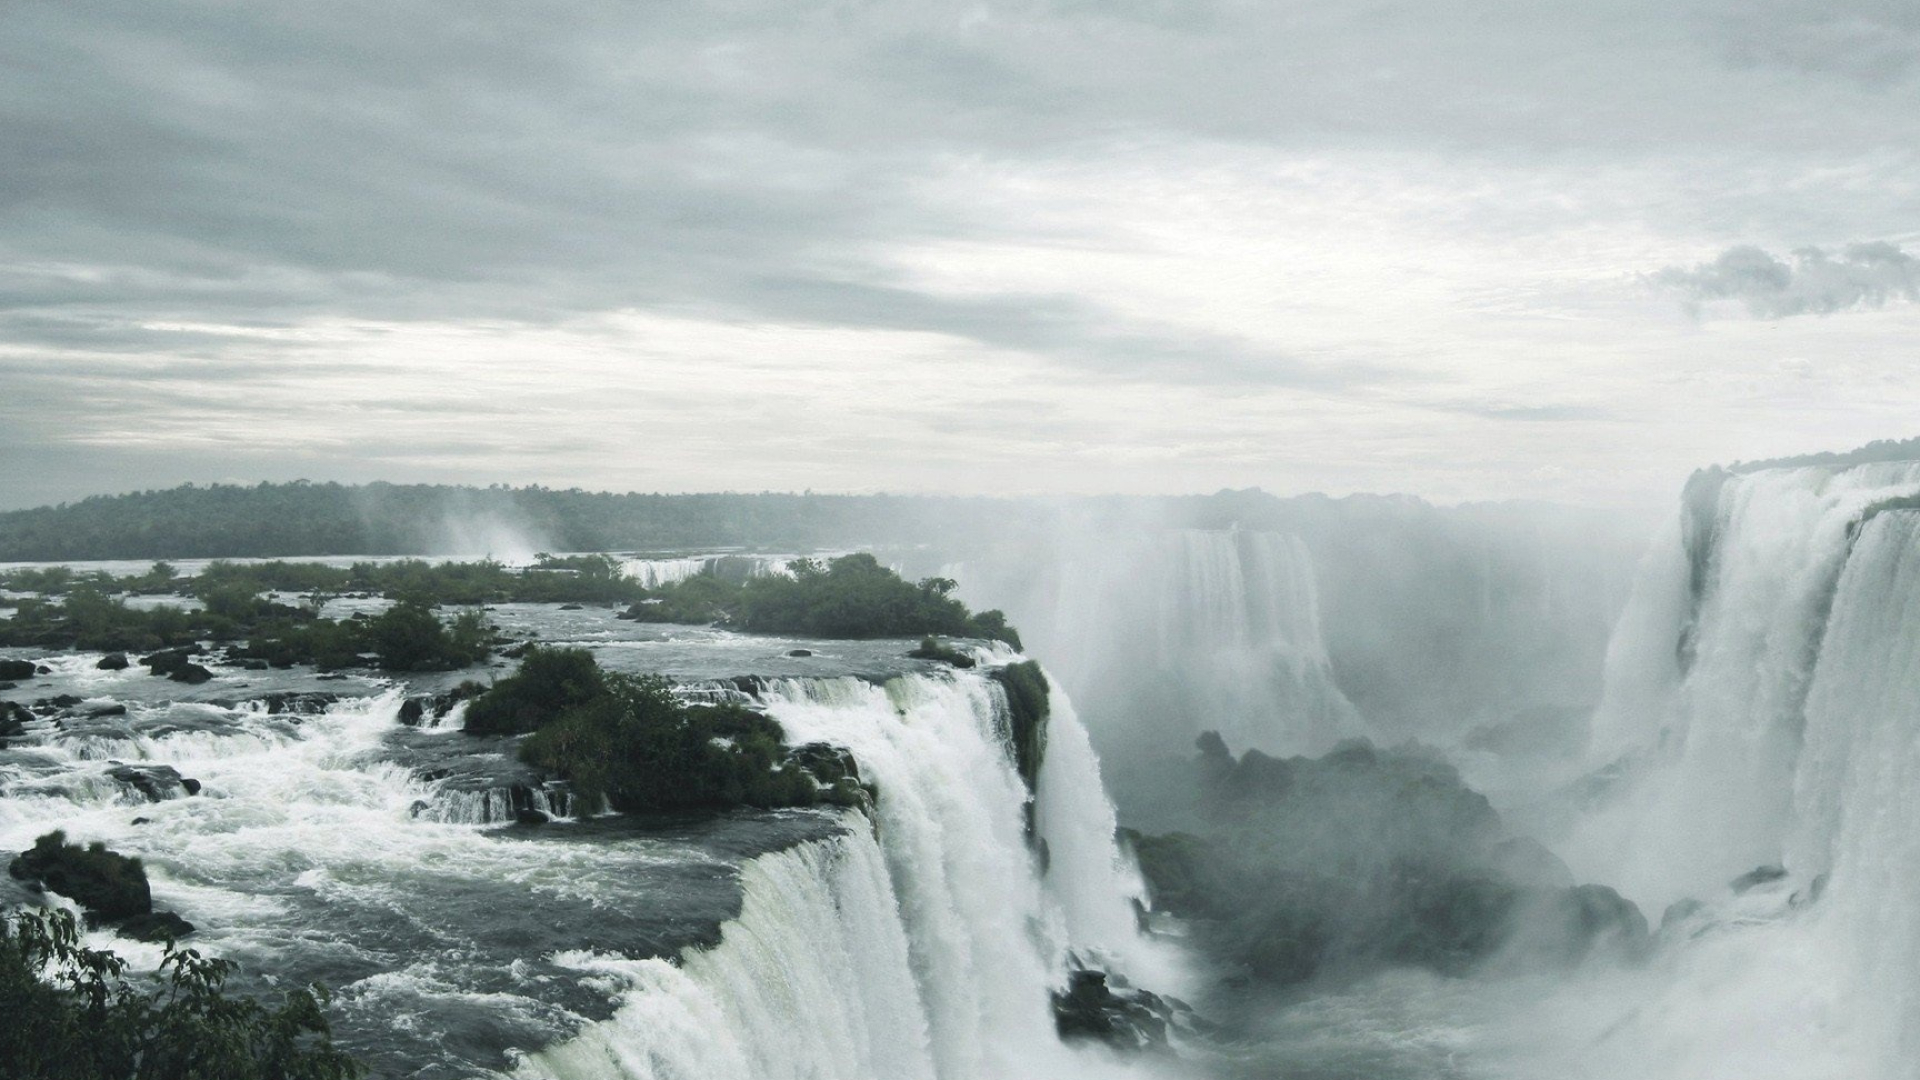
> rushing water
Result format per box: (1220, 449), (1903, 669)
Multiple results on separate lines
(1, 606), (1171, 1079)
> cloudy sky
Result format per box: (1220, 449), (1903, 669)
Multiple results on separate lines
(2, 0), (1917, 510)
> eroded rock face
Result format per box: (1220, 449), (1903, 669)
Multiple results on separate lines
(1129, 734), (1652, 986)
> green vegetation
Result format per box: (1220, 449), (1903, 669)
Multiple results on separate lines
(462, 647), (606, 735)
(9, 832), (151, 923)
(467, 647), (869, 812)
(1, 908), (361, 1080)
(625, 554), (1021, 647)
(0, 587), (490, 673)
(0, 481), (1014, 561)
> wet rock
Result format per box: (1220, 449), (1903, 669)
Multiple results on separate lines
(515, 808), (551, 825)
(85, 704), (128, 718)
(35, 665), (51, 675)
(1052, 968), (1177, 1051)
(106, 763), (200, 802)
(140, 648), (197, 678)
(399, 698), (427, 726)
(130, 817), (152, 826)
(118, 911), (195, 942)
(96, 653), (130, 671)
(8, 831), (151, 922)
(787, 649), (813, 657)
(558, 603), (584, 611)
(257, 691), (340, 716)
(0, 659), (36, 680)
(1730, 865), (1789, 894)
(169, 663), (214, 685)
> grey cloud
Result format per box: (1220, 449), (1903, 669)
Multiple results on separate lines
(1716, 2), (1920, 87)
(1652, 242), (1920, 317)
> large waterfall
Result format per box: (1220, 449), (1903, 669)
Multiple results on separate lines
(1533, 460), (1920, 1080)
(1566, 461), (1920, 908)
(522, 666), (1173, 1080)
(940, 529), (1361, 824)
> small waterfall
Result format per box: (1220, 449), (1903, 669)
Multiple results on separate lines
(415, 781), (575, 825)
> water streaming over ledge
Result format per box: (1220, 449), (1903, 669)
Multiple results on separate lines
(1, 625), (1173, 1079)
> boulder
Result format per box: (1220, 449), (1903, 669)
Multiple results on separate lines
(118, 911), (195, 943)
(106, 764), (201, 802)
(8, 831), (152, 922)
(169, 663), (214, 685)
(96, 653), (130, 671)
(1052, 968), (1176, 1051)
(141, 648), (197, 677)
(0, 659), (41, 680)
(398, 698), (426, 726)
(515, 808), (551, 826)
(787, 649), (813, 657)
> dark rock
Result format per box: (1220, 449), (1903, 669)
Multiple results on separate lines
(238, 659), (270, 671)
(8, 831), (151, 922)
(169, 663), (215, 684)
(399, 698), (426, 726)
(1730, 865), (1789, 894)
(35, 665), (51, 675)
(787, 649), (813, 657)
(85, 704), (128, 718)
(117, 911), (195, 942)
(107, 763), (199, 802)
(130, 817), (151, 826)
(35, 694), (83, 711)
(1507, 883), (1651, 966)
(558, 603), (584, 611)
(0, 659), (36, 680)
(1052, 968), (1176, 1051)
(515, 808), (551, 825)
(96, 653), (130, 671)
(257, 691), (340, 716)
(140, 648), (197, 677)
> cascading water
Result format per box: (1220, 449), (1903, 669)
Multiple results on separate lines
(943, 529), (1360, 826)
(523, 664), (1177, 1080)
(1564, 461), (1920, 908)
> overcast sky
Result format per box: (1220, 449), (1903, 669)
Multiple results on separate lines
(2, 0), (1917, 510)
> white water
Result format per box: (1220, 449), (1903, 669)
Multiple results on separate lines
(949, 529), (1359, 768)
(523, 666), (1177, 1080)
(1531, 463), (1920, 1080)
(1565, 462), (1920, 908)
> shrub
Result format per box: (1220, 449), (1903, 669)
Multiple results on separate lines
(518, 672), (819, 812)
(463, 647), (605, 735)
(0, 908), (362, 1079)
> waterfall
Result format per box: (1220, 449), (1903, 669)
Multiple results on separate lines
(1564, 461), (1920, 908)
(520, 667), (1171, 1080)
(947, 529), (1358, 801)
